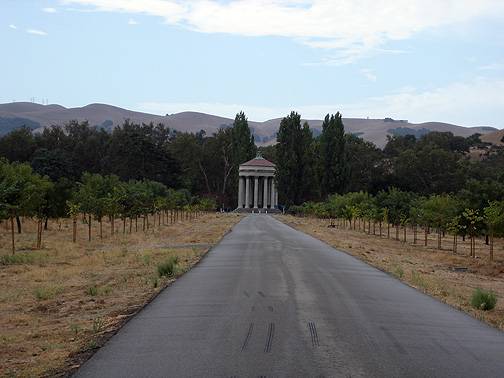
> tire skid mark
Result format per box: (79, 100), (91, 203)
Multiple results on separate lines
(380, 326), (407, 355)
(258, 291), (266, 298)
(241, 323), (254, 352)
(268, 305), (274, 312)
(308, 321), (320, 347)
(243, 290), (250, 298)
(264, 323), (275, 353)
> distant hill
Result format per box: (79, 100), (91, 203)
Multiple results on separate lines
(481, 129), (504, 146)
(0, 102), (500, 148)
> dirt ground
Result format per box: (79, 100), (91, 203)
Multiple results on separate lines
(278, 215), (504, 332)
(0, 212), (242, 378)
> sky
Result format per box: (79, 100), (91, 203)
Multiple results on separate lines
(1, 0), (504, 128)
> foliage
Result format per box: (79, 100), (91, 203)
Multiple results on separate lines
(157, 256), (179, 277)
(471, 288), (497, 311)
(320, 112), (348, 196)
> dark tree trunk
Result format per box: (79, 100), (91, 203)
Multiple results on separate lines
(16, 215), (21, 234)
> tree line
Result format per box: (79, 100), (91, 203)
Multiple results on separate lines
(0, 158), (216, 253)
(0, 112), (256, 209)
(269, 111), (504, 207)
(290, 189), (504, 261)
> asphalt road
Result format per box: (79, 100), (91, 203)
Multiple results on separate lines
(74, 215), (504, 378)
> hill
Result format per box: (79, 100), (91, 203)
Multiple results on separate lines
(0, 102), (499, 148)
(481, 129), (504, 146)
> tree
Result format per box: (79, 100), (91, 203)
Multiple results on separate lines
(0, 159), (52, 252)
(461, 209), (485, 258)
(276, 112), (315, 206)
(419, 195), (460, 249)
(319, 112), (347, 197)
(231, 111), (256, 166)
(484, 201), (504, 261)
(0, 127), (36, 163)
(105, 121), (180, 188)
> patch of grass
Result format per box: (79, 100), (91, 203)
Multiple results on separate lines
(86, 285), (112, 296)
(142, 254), (151, 266)
(410, 270), (428, 290)
(471, 288), (497, 311)
(70, 323), (81, 336)
(1, 253), (35, 265)
(86, 285), (98, 296)
(157, 256), (179, 278)
(92, 317), (105, 334)
(392, 265), (404, 279)
(34, 286), (62, 301)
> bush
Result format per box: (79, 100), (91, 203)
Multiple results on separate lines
(157, 256), (178, 278)
(471, 288), (497, 311)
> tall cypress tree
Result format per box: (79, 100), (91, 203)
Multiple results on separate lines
(276, 112), (315, 206)
(320, 112), (348, 197)
(231, 111), (256, 166)
(229, 111), (256, 207)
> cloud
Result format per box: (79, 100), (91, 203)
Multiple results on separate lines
(26, 29), (48, 36)
(138, 78), (504, 127)
(9, 24), (17, 29)
(43, 7), (57, 13)
(478, 62), (504, 71)
(61, 1), (504, 63)
(360, 68), (377, 82)
(128, 18), (139, 25)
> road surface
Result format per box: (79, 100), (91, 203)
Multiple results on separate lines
(75, 215), (504, 377)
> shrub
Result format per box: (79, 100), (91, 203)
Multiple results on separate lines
(471, 288), (497, 311)
(157, 256), (178, 278)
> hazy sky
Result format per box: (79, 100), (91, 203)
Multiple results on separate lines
(1, 1), (504, 127)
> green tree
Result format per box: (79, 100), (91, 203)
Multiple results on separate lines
(276, 112), (315, 206)
(319, 112), (347, 197)
(484, 201), (504, 261)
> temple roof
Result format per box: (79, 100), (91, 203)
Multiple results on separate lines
(240, 156), (276, 167)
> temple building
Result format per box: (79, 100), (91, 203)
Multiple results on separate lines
(236, 155), (278, 212)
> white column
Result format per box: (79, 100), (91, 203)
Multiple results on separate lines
(263, 177), (268, 208)
(253, 176), (259, 208)
(271, 180), (276, 209)
(238, 176), (244, 208)
(245, 176), (250, 208)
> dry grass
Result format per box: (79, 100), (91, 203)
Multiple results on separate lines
(0, 213), (242, 378)
(278, 215), (504, 331)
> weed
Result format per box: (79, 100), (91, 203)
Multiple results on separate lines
(1, 253), (35, 265)
(411, 271), (428, 290)
(142, 254), (151, 266)
(87, 339), (98, 350)
(86, 285), (111, 296)
(92, 317), (105, 334)
(157, 256), (178, 278)
(70, 323), (81, 336)
(151, 277), (159, 288)
(86, 285), (98, 296)
(393, 265), (404, 279)
(471, 288), (497, 311)
(34, 286), (62, 301)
